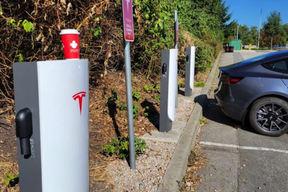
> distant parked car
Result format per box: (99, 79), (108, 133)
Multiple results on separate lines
(214, 50), (288, 136)
(273, 45), (288, 50)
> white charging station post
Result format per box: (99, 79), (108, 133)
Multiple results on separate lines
(122, 0), (136, 169)
(185, 46), (195, 96)
(160, 49), (177, 132)
(14, 60), (89, 192)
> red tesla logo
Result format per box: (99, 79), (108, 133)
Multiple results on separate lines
(73, 92), (86, 115)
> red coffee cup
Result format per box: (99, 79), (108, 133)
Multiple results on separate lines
(60, 29), (80, 59)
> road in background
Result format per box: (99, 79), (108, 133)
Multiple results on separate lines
(196, 51), (288, 192)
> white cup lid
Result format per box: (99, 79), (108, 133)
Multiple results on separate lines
(60, 29), (80, 35)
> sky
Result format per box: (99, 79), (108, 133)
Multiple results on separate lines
(224, 0), (288, 28)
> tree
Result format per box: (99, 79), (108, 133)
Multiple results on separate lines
(282, 24), (288, 45)
(224, 20), (238, 44)
(249, 26), (258, 45)
(278, 25), (287, 45)
(238, 25), (250, 44)
(262, 11), (282, 49)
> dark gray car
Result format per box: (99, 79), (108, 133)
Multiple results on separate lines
(215, 50), (288, 136)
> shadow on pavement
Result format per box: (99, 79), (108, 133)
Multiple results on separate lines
(203, 98), (240, 128)
(178, 87), (185, 96)
(195, 94), (258, 134)
(141, 99), (159, 130)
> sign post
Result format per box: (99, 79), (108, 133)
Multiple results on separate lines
(122, 0), (136, 170)
(175, 10), (179, 49)
(174, 10), (179, 108)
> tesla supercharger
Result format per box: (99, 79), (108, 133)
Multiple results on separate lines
(159, 49), (177, 132)
(185, 46), (195, 96)
(13, 59), (89, 192)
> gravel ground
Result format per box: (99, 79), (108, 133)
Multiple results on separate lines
(107, 93), (197, 192)
(107, 140), (177, 192)
(175, 97), (194, 122)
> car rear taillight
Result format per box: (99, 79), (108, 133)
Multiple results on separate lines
(225, 76), (243, 85)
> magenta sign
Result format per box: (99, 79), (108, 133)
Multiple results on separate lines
(122, 0), (134, 42)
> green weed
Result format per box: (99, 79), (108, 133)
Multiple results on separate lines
(3, 172), (18, 186)
(152, 95), (160, 101)
(100, 137), (148, 159)
(199, 117), (208, 125)
(133, 103), (139, 118)
(132, 89), (141, 101)
(194, 82), (205, 87)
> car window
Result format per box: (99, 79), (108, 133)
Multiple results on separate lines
(262, 60), (288, 73)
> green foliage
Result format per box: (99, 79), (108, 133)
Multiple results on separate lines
(263, 11), (282, 38)
(91, 15), (102, 37)
(22, 20), (34, 32)
(238, 25), (250, 45)
(199, 117), (208, 125)
(143, 84), (160, 94)
(118, 101), (127, 111)
(18, 53), (24, 62)
(0, 3), (3, 15)
(224, 20), (238, 44)
(100, 137), (148, 159)
(194, 82), (205, 87)
(152, 94), (160, 101)
(6, 18), (34, 32)
(133, 102), (139, 118)
(132, 89), (141, 101)
(155, 84), (160, 91)
(4, 172), (18, 186)
(16, 51), (24, 62)
(6, 17), (17, 28)
(143, 84), (154, 93)
(195, 39), (214, 72)
(143, 106), (149, 117)
(91, 26), (101, 37)
(262, 11), (284, 48)
(136, 0), (228, 73)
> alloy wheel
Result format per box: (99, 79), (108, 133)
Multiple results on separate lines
(255, 103), (288, 132)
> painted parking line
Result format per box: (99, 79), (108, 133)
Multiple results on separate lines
(200, 141), (288, 155)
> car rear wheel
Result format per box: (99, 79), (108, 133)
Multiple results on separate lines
(249, 97), (288, 136)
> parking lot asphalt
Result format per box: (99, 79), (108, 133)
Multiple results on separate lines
(197, 51), (288, 192)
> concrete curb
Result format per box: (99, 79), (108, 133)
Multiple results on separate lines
(157, 52), (222, 192)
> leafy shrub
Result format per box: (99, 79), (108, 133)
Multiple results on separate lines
(194, 82), (205, 87)
(118, 101), (127, 111)
(152, 95), (160, 101)
(101, 137), (148, 159)
(143, 84), (154, 93)
(133, 103), (140, 118)
(132, 89), (142, 101)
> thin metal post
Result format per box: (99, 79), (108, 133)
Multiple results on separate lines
(175, 10), (178, 49)
(258, 8), (263, 48)
(124, 41), (136, 170)
(174, 10), (178, 108)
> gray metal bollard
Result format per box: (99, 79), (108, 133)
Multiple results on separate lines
(185, 46), (195, 96)
(160, 49), (177, 132)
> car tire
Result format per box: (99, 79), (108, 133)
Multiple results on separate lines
(249, 97), (288, 136)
